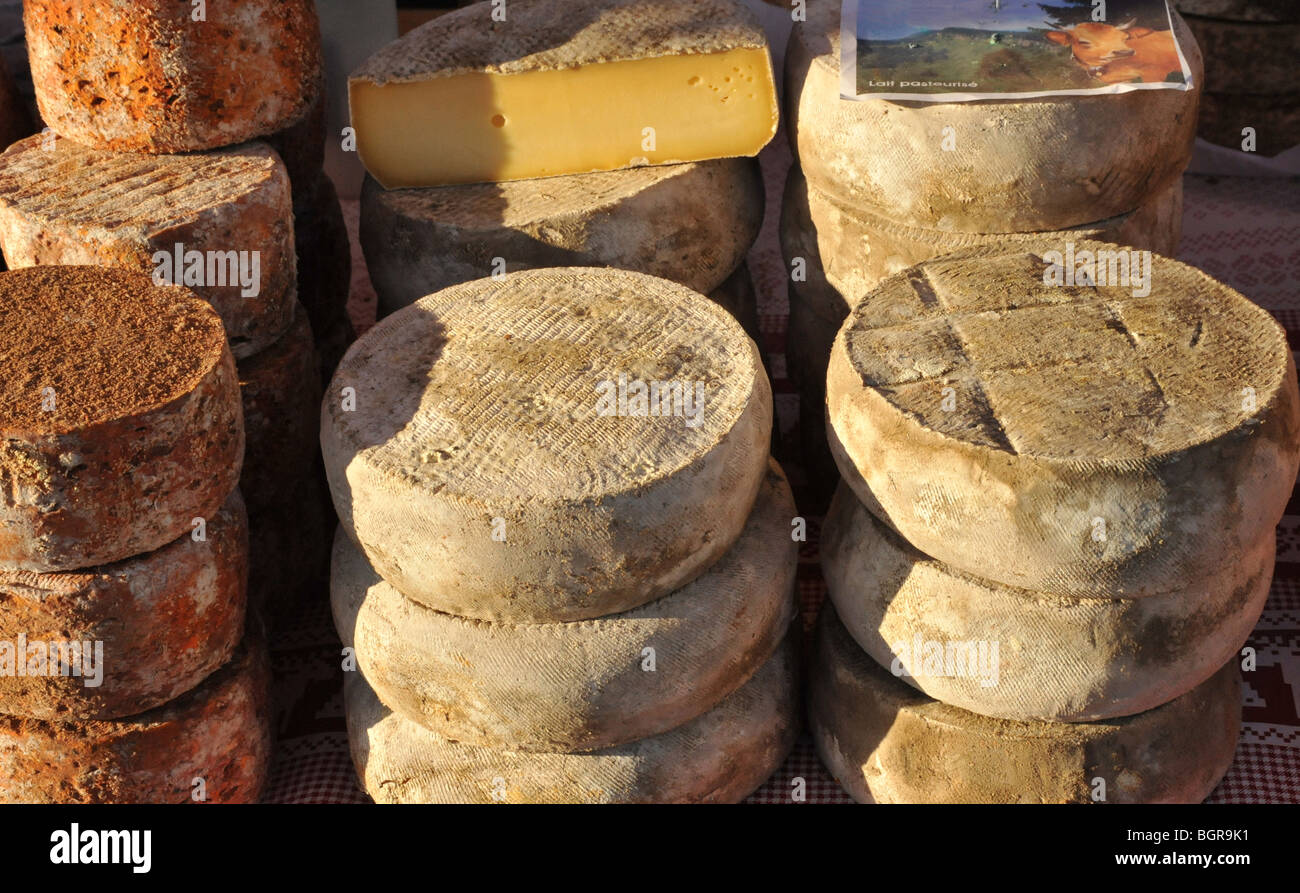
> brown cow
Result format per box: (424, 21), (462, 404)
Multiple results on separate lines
(1046, 20), (1183, 84)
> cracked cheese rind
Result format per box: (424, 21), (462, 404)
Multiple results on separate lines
(322, 267), (772, 622)
(349, 0), (778, 187)
(809, 604), (1240, 804)
(332, 460), (797, 752)
(346, 631), (798, 803)
(825, 243), (1300, 598)
(821, 483), (1272, 722)
(24, 0), (322, 153)
(786, 0), (1202, 231)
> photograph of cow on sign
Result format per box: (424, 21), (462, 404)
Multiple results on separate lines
(841, 0), (1195, 102)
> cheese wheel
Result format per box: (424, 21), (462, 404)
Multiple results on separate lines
(785, 0), (1202, 231)
(293, 173), (355, 384)
(0, 491), (247, 721)
(826, 243), (1300, 598)
(0, 135), (296, 360)
(24, 0), (322, 153)
(333, 459), (797, 752)
(362, 158), (764, 318)
(800, 171), (1184, 312)
(809, 604), (1240, 804)
(1177, 0), (1299, 24)
(322, 268), (772, 622)
(247, 473), (331, 624)
(709, 262), (763, 347)
(0, 266), (244, 572)
(346, 631), (799, 803)
(237, 304), (320, 516)
(1198, 92), (1300, 156)
(822, 482), (1273, 721)
(1182, 15), (1300, 94)
(0, 638), (272, 804)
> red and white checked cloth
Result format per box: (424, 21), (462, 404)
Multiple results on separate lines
(264, 145), (1300, 805)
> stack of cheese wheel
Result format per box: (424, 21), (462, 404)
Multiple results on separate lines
(2, 0), (336, 622)
(1177, 0), (1300, 155)
(781, 0), (1201, 503)
(0, 266), (270, 803)
(353, 0), (776, 351)
(323, 268), (800, 803)
(810, 244), (1300, 803)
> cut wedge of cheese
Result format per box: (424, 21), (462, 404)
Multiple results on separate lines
(322, 267), (772, 622)
(822, 482), (1273, 721)
(826, 243), (1300, 598)
(0, 491), (247, 721)
(0, 266), (244, 572)
(786, 0), (1202, 231)
(1183, 15), (1300, 94)
(0, 135), (296, 360)
(362, 157), (764, 317)
(332, 460), (797, 752)
(0, 638), (271, 804)
(349, 0), (778, 188)
(24, 0), (322, 153)
(346, 631), (798, 803)
(810, 604), (1240, 804)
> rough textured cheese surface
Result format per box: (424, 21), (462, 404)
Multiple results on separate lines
(349, 0), (778, 187)
(347, 631), (798, 803)
(24, 0), (322, 153)
(810, 605), (1240, 804)
(0, 135), (296, 360)
(789, 168), (1184, 320)
(786, 0), (1202, 232)
(826, 243), (1300, 598)
(821, 483), (1273, 722)
(333, 460), (797, 752)
(237, 304), (320, 517)
(362, 157), (764, 316)
(0, 491), (248, 721)
(322, 267), (772, 622)
(293, 172), (355, 385)
(1198, 92), (1300, 156)
(0, 638), (272, 804)
(0, 267), (244, 572)
(1182, 15), (1299, 94)
(1176, 0), (1298, 22)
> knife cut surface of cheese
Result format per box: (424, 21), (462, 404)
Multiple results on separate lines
(0, 266), (244, 571)
(786, 0), (1202, 231)
(826, 243), (1300, 598)
(0, 135), (296, 360)
(349, 0), (778, 188)
(0, 638), (271, 804)
(809, 604), (1241, 804)
(322, 267), (772, 622)
(0, 491), (248, 721)
(362, 157), (763, 316)
(346, 631), (799, 803)
(821, 483), (1273, 722)
(332, 460), (797, 752)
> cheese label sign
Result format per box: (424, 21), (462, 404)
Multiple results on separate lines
(841, 0), (1194, 101)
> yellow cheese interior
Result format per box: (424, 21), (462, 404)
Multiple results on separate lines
(351, 47), (778, 188)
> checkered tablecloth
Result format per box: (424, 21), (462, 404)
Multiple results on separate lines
(263, 140), (1300, 804)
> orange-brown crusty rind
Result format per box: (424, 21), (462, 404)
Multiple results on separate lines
(785, 0), (1202, 232)
(24, 0), (322, 153)
(0, 266), (244, 571)
(0, 135), (295, 360)
(825, 242), (1300, 598)
(0, 637), (272, 803)
(346, 631), (799, 803)
(331, 460), (797, 753)
(237, 304), (320, 516)
(321, 267), (772, 622)
(0, 491), (248, 721)
(809, 604), (1241, 804)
